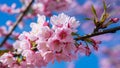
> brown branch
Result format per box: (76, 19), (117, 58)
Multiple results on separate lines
(75, 26), (120, 40)
(0, 0), (34, 47)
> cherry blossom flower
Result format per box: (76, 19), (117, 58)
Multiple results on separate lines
(0, 13), (98, 68)
(0, 53), (16, 68)
(0, 3), (20, 14)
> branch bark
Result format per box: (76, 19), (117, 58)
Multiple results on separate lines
(75, 26), (120, 40)
(0, 0), (34, 47)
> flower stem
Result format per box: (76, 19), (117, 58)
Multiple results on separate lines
(75, 26), (120, 40)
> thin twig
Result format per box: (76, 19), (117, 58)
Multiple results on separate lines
(75, 26), (120, 40)
(0, 0), (34, 47)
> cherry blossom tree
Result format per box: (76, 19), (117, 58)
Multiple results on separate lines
(0, 0), (120, 68)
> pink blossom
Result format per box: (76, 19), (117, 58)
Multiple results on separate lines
(67, 17), (80, 32)
(55, 52), (76, 62)
(42, 51), (54, 63)
(44, 0), (72, 12)
(47, 37), (63, 52)
(0, 13), (84, 68)
(36, 41), (49, 54)
(22, 50), (46, 67)
(50, 13), (80, 31)
(55, 28), (73, 42)
(0, 3), (20, 14)
(37, 14), (46, 26)
(20, 0), (76, 17)
(0, 53), (16, 67)
(12, 61), (27, 68)
(50, 13), (70, 28)
(75, 44), (86, 55)
(110, 18), (119, 23)
(85, 46), (91, 56)
(63, 42), (76, 58)
(30, 23), (53, 40)
(11, 32), (20, 40)
(4, 42), (13, 50)
(6, 20), (13, 26)
(0, 26), (8, 37)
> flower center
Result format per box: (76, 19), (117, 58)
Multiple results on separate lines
(59, 30), (67, 39)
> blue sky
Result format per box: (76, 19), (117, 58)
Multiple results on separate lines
(0, 0), (120, 68)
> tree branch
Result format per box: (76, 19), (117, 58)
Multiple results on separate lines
(75, 26), (120, 40)
(0, 0), (34, 47)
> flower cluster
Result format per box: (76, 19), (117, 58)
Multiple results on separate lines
(22, 0), (76, 18)
(0, 13), (84, 68)
(0, 3), (20, 14)
(0, 0), (120, 68)
(0, 0), (75, 18)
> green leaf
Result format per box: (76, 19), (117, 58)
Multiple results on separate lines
(100, 1), (109, 24)
(71, 32), (80, 36)
(91, 5), (98, 18)
(0, 50), (9, 56)
(103, 1), (107, 11)
(31, 41), (37, 47)
(85, 38), (93, 45)
(93, 17), (98, 26)
(84, 18), (92, 20)
(17, 57), (22, 63)
(100, 12), (109, 24)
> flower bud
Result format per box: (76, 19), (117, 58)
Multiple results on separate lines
(110, 18), (119, 23)
(85, 46), (91, 56)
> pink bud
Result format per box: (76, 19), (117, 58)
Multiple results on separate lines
(85, 46), (91, 56)
(91, 39), (101, 51)
(6, 20), (13, 26)
(43, 22), (49, 26)
(4, 42), (13, 50)
(93, 45), (99, 51)
(110, 18), (119, 23)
